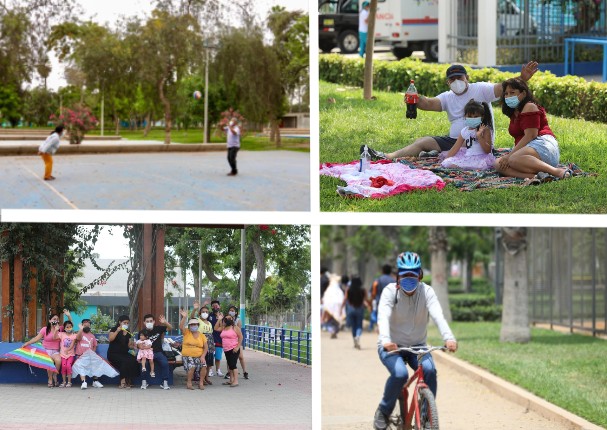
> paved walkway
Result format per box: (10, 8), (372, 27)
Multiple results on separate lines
(322, 329), (573, 430)
(0, 349), (311, 430)
(0, 151), (310, 210)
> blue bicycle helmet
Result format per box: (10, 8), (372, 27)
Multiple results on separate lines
(396, 252), (421, 293)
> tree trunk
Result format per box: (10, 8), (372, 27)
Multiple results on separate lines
(193, 269), (200, 303)
(428, 227), (452, 322)
(250, 238), (266, 303)
(114, 112), (120, 135)
(272, 119), (281, 147)
(331, 226), (346, 276)
(363, 0), (378, 100)
(345, 225), (358, 276)
(144, 112), (152, 137)
(158, 78), (171, 144)
(462, 257), (473, 293)
(500, 227), (530, 343)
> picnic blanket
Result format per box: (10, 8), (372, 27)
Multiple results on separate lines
(319, 159), (445, 198)
(397, 148), (595, 191)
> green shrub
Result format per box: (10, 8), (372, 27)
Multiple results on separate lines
(319, 54), (607, 123)
(449, 294), (502, 322)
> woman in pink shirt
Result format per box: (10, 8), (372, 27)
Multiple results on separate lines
(218, 315), (243, 387)
(22, 310), (73, 387)
(54, 320), (83, 387)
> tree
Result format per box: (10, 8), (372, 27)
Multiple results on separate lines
(499, 227), (530, 343)
(267, 6), (309, 145)
(131, 9), (203, 144)
(428, 227), (452, 322)
(0, 224), (126, 340)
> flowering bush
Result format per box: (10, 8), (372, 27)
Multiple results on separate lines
(50, 104), (98, 144)
(217, 108), (246, 134)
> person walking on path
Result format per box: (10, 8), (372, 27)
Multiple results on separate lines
(342, 276), (371, 349)
(139, 313), (173, 390)
(374, 252), (457, 430)
(359, 1), (370, 57)
(107, 315), (139, 389)
(226, 119), (241, 176)
(38, 125), (64, 180)
(370, 265), (395, 332)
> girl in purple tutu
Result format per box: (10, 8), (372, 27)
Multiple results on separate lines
(441, 99), (495, 170)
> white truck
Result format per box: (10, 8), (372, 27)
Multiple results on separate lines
(319, 0), (536, 61)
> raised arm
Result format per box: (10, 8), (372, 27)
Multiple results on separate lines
(494, 61), (538, 98)
(76, 324), (84, 341)
(179, 309), (188, 332)
(159, 314), (172, 331)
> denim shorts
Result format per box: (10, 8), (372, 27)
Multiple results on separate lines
(527, 135), (560, 167)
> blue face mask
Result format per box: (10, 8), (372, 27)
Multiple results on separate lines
(505, 96), (520, 108)
(464, 117), (482, 128)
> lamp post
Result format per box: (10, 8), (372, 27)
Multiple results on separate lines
(204, 40), (209, 144)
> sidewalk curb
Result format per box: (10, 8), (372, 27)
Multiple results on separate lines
(0, 143), (226, 156)
(433, 352), (604, 430)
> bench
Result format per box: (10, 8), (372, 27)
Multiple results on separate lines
(564, 37), (607, 82)
(0, 343), (180, 385)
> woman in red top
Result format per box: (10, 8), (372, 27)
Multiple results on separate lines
(496, 78), (572, 180)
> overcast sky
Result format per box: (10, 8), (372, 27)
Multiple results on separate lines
(44, 0), (308, 90)
(84, 225), (130, 259)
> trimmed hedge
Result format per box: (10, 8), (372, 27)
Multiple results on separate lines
(319, 54), (607, 123)
(449, 294), (502, 322)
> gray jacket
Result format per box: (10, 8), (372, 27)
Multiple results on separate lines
(377, 282), (455, 347)
(39, 132), (61, 155)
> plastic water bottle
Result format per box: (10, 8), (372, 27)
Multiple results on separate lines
(405, 79), (419, 119)
(359, 145), (371, 173)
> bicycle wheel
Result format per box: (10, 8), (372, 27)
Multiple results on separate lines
(415, 387), (439, 430)
(387, 394), (406, 430)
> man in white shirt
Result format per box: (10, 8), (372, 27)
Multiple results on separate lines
(373, 252), (457, 430)
(226, 119), (241, 176)
(359, 1), (370, 57)
(364, 61), (539, 159)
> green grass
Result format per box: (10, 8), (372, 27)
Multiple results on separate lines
(427, 322), (607, 427)
(320, 81), (607, 213)
(89, 128), (310, 152)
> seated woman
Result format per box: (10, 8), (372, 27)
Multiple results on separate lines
(107, 315), (139, 388)
(495, 77), (571, 180)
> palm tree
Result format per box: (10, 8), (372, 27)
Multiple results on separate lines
(499, 227), (530, 343)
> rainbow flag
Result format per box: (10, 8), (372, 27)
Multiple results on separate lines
(2, 342), (58, 373)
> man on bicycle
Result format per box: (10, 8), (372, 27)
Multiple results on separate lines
(374, 252), (458, 430)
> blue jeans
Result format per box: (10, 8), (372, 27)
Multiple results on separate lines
(369, 309), (377, 331)
(359, 31), (367, 57)
(347, 306), (364, 338)
(377, 345), (437, 416)
(142, 351), (170, 382)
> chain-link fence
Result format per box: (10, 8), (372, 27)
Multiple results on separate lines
(495, 228), (607, 336)
(450, 0), (607, 65)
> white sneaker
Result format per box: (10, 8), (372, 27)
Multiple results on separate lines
(216, 369), (224, 377)
(81, 381), (87, 390)
(161, 380), (170, 390)
(141, 380), (148, 390)
(208, 369), (215, 377)
(92, 381), (103, 388)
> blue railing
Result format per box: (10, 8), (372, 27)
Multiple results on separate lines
(244, 325), (311, 365)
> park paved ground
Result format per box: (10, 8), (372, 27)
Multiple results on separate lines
(0, 349), (311, 430)
(0, 151), (310, 210)
(322, 329), (573, 430)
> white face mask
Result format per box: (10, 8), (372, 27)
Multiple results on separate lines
(450, 79), (467, 95)
(121, 324), (129, 330)
(201, 312), (209, 319)
(145, 322), (154, 330)
(229, 311), (236, 317)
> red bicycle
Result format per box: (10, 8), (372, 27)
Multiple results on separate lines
(387, 345), (445, 430)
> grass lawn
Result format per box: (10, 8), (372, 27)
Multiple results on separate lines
(320, 81), (607, 213)
(427, 322), (607, 427)
(90, 128), (310, 152)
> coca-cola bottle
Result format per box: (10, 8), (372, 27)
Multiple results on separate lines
(405, 80), (419, 119)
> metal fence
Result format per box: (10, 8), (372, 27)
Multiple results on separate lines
(496, 228), (607, 336)
(244, 325), (311, 365)
(450, 0), (607, 65)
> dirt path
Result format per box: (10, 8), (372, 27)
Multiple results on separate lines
(321, 329), (572, 430)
